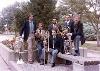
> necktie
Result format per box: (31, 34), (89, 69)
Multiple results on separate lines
(53, 38), (54, 49)
(53, 36), (56, 49)
(40, 29), (41, 34)
(30, 21), (34, 33)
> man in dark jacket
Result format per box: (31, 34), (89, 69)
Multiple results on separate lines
(48, 18), (62, 36)
(63, 15), (74, 34)
(20, 13), (36, 64)
(72, 15), (85, 56)
(40, 30), (63, 67)
(20, 14), (36, 41)
(62, 15), (74, 54)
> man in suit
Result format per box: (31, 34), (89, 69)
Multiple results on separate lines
(20, 13), (36, 64)
(62, 15), (74, 55)
(48, 18), (62, 36)
(40, 30), (63, 67)
(63, 15), (74, 34)
(62, 15), (74, 65)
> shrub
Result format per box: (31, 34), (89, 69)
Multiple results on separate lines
(83, 23), (96, 41)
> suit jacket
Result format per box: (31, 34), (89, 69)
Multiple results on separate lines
(49, 35), (63, 52)
(20, 20), (36, 41)
(72, 21), (85, 44)
(48, 24), (62, 35)
(63, 20), (74, 33)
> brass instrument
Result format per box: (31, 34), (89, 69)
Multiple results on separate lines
(35, 29), (46, 41)
(44, 31), (52, 64)
(14, 36), (24, 64)
(43, 31), (50, 65)
(35, 28), (47, 65)
(61, 28), (72, 54)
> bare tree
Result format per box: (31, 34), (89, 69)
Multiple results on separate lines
(61, 0), (100, 46)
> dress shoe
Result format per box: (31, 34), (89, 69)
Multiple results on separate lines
(40, 62), (44, 65)
(74, 54), (80, 56)
(45, 60), (47, 64)
(28, 61), (33, 64)
(65, 60), (72, 65)
(51, 63), (55, 67)
(66, 52), (71, 55)
(40, 59), (47, 65)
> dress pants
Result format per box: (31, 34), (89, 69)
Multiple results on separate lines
(27, 34), (35, 62)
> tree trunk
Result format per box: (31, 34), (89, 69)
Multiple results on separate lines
(96, 31), (100, 47)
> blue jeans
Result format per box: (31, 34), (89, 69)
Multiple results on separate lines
(74, 35), (81, 55)
(41, 48), (58, 64)
(37, 43), (43, 61)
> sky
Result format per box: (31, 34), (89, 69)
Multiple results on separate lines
(0, 0), (61, 11)
(0, 0), (29, 11)
(56, 0), (62, 7)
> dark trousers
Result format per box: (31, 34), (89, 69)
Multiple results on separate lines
(74, 35), (81, 55)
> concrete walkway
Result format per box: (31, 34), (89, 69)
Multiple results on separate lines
(0, 34), (14, 71)
(9, 61), (72, 71)
(0, 55), (12, 71)
(85, 41), (97, 45)
(0, 34), (100, 71)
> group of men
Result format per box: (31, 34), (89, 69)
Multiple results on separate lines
(20, 13), (85, 67)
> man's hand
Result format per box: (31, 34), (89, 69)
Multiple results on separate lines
(67, 33), (72, 36)
(43, 40), (47, 46)
(19, 36), (23, 42)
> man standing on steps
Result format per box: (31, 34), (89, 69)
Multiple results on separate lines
(63, 15), (74, 54)
(20, 13), (36, 64)
(72, 15), (84, 56)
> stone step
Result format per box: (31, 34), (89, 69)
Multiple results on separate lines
(8, 61), (72, 71)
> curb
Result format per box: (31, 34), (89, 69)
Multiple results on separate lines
(8, 61), (23, 71)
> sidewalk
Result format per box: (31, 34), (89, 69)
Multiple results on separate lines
(9, 62), (72, 71)
(0, 34), (14, 71)
(0, 35), (100, 71)
(0, 55), (12, 71)
(85, 41), (97, 45)
(0, 34), (14, 42)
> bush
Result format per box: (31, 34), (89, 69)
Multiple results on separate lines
(83, 23), (96, 41)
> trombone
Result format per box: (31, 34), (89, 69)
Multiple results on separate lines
(43, 31), (51, 64)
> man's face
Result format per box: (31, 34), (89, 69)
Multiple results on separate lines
(52, 30), (56, 36)
(74, 16), (80, 24)
(65, 16), (70, 21)
(39, 23), (43, 29)
(52, 19), (57, 24)
(29, 15), (33, 21)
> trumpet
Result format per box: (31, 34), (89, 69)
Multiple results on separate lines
(61, 28), (69, 38)
(35, 29), (46, 40)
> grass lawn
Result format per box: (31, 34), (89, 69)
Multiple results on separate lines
(82, 41), (100, 51)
